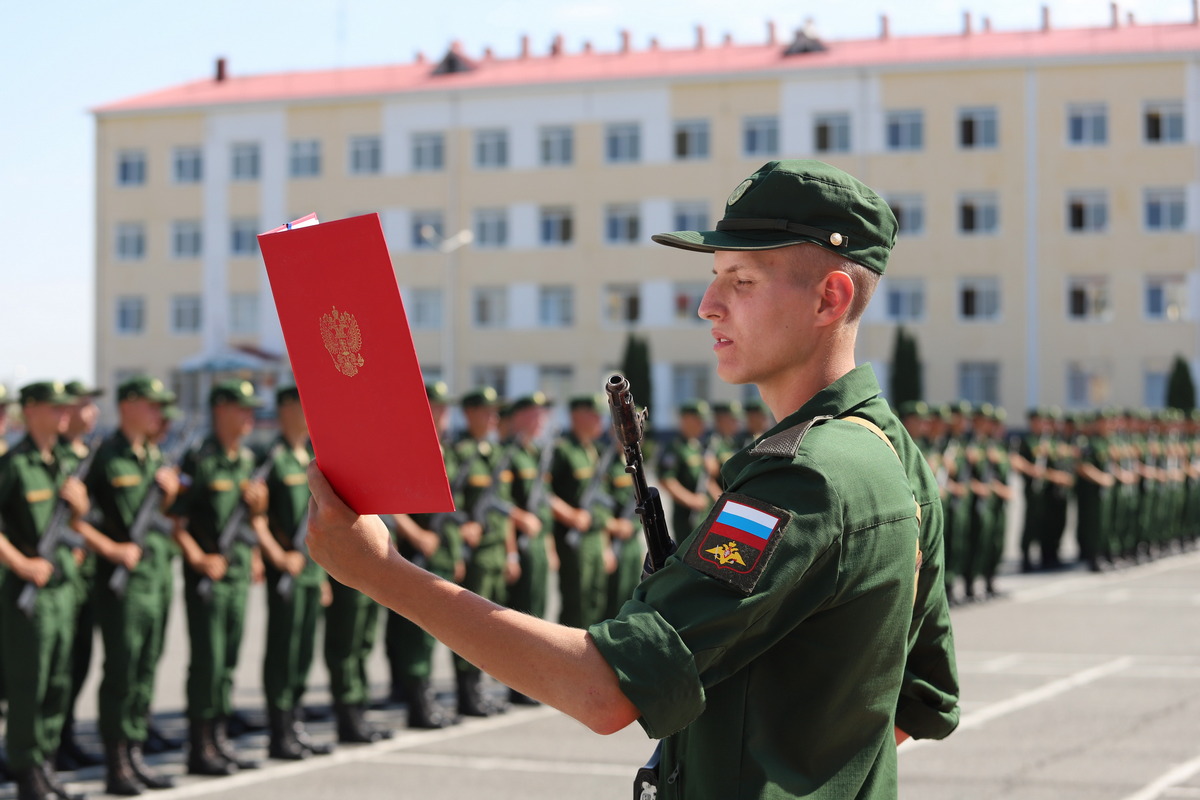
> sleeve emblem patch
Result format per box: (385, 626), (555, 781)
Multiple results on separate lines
(683, 493), (790, 595)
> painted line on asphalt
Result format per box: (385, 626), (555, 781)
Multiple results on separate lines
(111, 705), (560, 799)
(1120, 753), (1200, 800)
(371, 751), (632, 777)
(901, 656), (1132, 754)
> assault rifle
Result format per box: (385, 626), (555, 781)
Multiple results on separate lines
(196, 444), (281, 602)
(275, 506), (309, 601)
(517, 439), (557, 553)
(561, 446), (615, 551)
(109, 420), (204, 598)
(17, 432), (103, 618)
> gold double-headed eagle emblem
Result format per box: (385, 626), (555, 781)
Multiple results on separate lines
(319, 306), (365, 377)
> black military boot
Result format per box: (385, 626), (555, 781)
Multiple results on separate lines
(15, 767), (52, 800)
(267, 709), (307, 761)
(55, 719), (102, 772)
(335, 704), (391, 744)
(290, 716), (334, 756)
(104, 741), (143, 796)
(142, 719), (182, 755)
(125, 742), (174, 790)
(212, 718), (259, 771)
(456, 673), (507, 717)
(38, 762), (86, 800)
(405, 680), (457, 729)
(186, 721), (236, 777)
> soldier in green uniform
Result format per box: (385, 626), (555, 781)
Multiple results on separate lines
(603, 437), (642, 621)
(940, 402), (971, 602)
(0, 383), (7, 783)
(74, 376), (179, 794)
(1076, 411), (1117, 572)
(549, 395), (615, 630)
(169, 379), (267, 776)
(259, 386), (334, 760)
(707, 401), (743, 476)
(386, 382), (462, 728)
(978, 407), (1013, 597)
(659, 401), (713, 544)
(0, 381), (91, 800)
(305, 160), (960, 799)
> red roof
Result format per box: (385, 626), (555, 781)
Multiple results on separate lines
(94, 19), (1200, 114)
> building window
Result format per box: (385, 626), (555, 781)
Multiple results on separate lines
(959, 107), (998, 149)
(538, 286), (574, 328)
(171, 220), (202, 259)
(411, 211), (445, 250)
(471, 365), (508, 398)
(674, 120), (710, 160)
(117, 150), (146, 186)
(884, 278), (925, 322)
(472, 287), (508, 328)
(673, 202), (708, 233)
(888, 194), (925, 236)
(1067, 276), (1111, 321)
(349, 136), (382, 174)
(1066, 362), (1110, 408)
(814, 113), (851, 153)
(115, 296), (145, 335)
(886, 110), (923, 151)
(1066, 191), (1108, 233)
(229, 293), (258, 335)
(172, 147), (203, 183)
(604, 284), (641, 326)
(170, 295), (202, 334)
(1145, 275), (1187, 321)
(231, 142), (260, 181)
(115, 223), (145, 261)
(473, 208), (508, 248)
(412, 133), (445, 171)
(539, 207), (573, 246)
(408, 288), (443, 330)
(605, 123), (640, 163)
(743, 116), (779, 157)
(474, 129), (508, 169)
(959, 362), (1000, 405)
(1067, 104), (1108, 146)
(1145, 188), (1187, 231)
(958, 193), (999, 234)
(1144, 370), (1168, 408)
(230, 218), (259, 256)
(605, 204), (640, 244)
(958, 277), (1000, 321)
(538, 365), (573, 403)
(674, 282), (708, 325)
(539, 126), (573, 166)
(289, 139), (321, 178)
(1145, 102), (1185, 144)
(672, 364), (710, 406)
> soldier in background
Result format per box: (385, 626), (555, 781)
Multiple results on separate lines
(978, 407), (1013, 597)
(1076, 410), (1117, 572)
(1042, 412), (1078, 568)
(0, 383), (9, 783)
(603, 434), (642, 622)
(0, 382), (91, 800)
(940, 402), (971, 603)
(259, 386), (334, 760)
(706, 401), (742, 497)
(386, 382), (461, 729)
(1012, 408), (1052, 572)
(740, 397), (772, 448)
(658, 400), (712, 544)
(76, 376), (179, 794)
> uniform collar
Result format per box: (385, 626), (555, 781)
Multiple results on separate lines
(771, 364), (881, 433)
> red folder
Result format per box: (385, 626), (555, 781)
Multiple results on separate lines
(258, 213), (453, 514)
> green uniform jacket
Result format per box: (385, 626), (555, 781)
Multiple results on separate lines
(84, 431), (174, 578)
(264, 437), (324, 587)
(0, 436), (81, 588)
(590, 365), (958, 800)
(168, 436), (257, 578)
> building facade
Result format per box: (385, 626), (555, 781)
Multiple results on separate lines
(93, 11), (1200, 422)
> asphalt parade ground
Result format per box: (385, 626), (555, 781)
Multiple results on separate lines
(8, 527), (1200, 798)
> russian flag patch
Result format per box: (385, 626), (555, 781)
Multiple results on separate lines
(683, 493), (790, 594)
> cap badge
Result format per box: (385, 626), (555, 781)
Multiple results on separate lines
(727, 179), (753, 207)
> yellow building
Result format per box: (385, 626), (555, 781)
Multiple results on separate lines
(93, 10), (1200, 421)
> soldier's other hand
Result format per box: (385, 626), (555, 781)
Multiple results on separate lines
(574, 509), (592, 531)
(251, 549), (265, 583)
(453, 560), (466, 583)
(197, 553), (227, 581)
(459, 521), (483, 548)
(320, 580), (333, 607)
(603, 545), (617, 575)
(242, 480), (268, 515)
(305, 461), (395, 592)
(607, 518), (634, 540)
(154, 467), (181, 501)
(504, 556), (521, 585)
(14, 555), (54, 587)
(72, 547), (86, 566)
(109, 541), (142, 571)
(414, 529), (440, 560)
(688, 491), (710, 511)
(282, 550), (306, 576)
(61, 477), (90, 518)
(515, 509), (542, 536)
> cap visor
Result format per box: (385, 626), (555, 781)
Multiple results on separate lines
(652, 229), (816, 253)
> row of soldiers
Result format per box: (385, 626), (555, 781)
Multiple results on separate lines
(0, 375), (775, 800)
(897, 401), (1200, 604)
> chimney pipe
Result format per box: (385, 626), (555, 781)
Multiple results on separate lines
(1041, 5), (1051, 31)
(767, 19), (777, 45)
(1194, 0), (1199, 25)
(550, 34), (564, 56)
(483, 46), (494, 60)
(520, 35), (530, 59)
(583, 40), (593, 53)
(695, 24), (706, 49)
(1127, 11), (1135, 25)
(215, 57), (227, 82)
(620, 29), (631, 53)
(963, 11), (972, 35)
(1110, 2), (1120, 27)
(880, 14), (890, 39)
(649, 36), (659, 50)
(415, 51), (426, 64)
(982, 16), (992, 32)
(723, 32), (733, 46)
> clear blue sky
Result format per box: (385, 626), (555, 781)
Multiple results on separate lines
(0, 0), (1189, 388)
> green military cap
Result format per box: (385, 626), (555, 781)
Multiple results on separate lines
(117, 375), (176, 404)
(460, 386), (499, 409)
(711, 400), (743, 417)
(743, 398), (768, 414)
(275, 384), (301, 406)
(19, 380), (74, 406)
(651, 160), (898, 275)
(510, 391), (551, 414)
(949, 400), (973, 416)
(162, 404), (183, 421)
(679, 399), (710, 417)
(934, 404), (954, 422)
(568, 394), (605, 412)
(992, 407), (1007, 423)
(425, 381), (451, 405)
(896, 400), (928, 418)
(209, 378), (262, 408)
(65, 380), (104, 399)
(973, 402), (995, 419)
